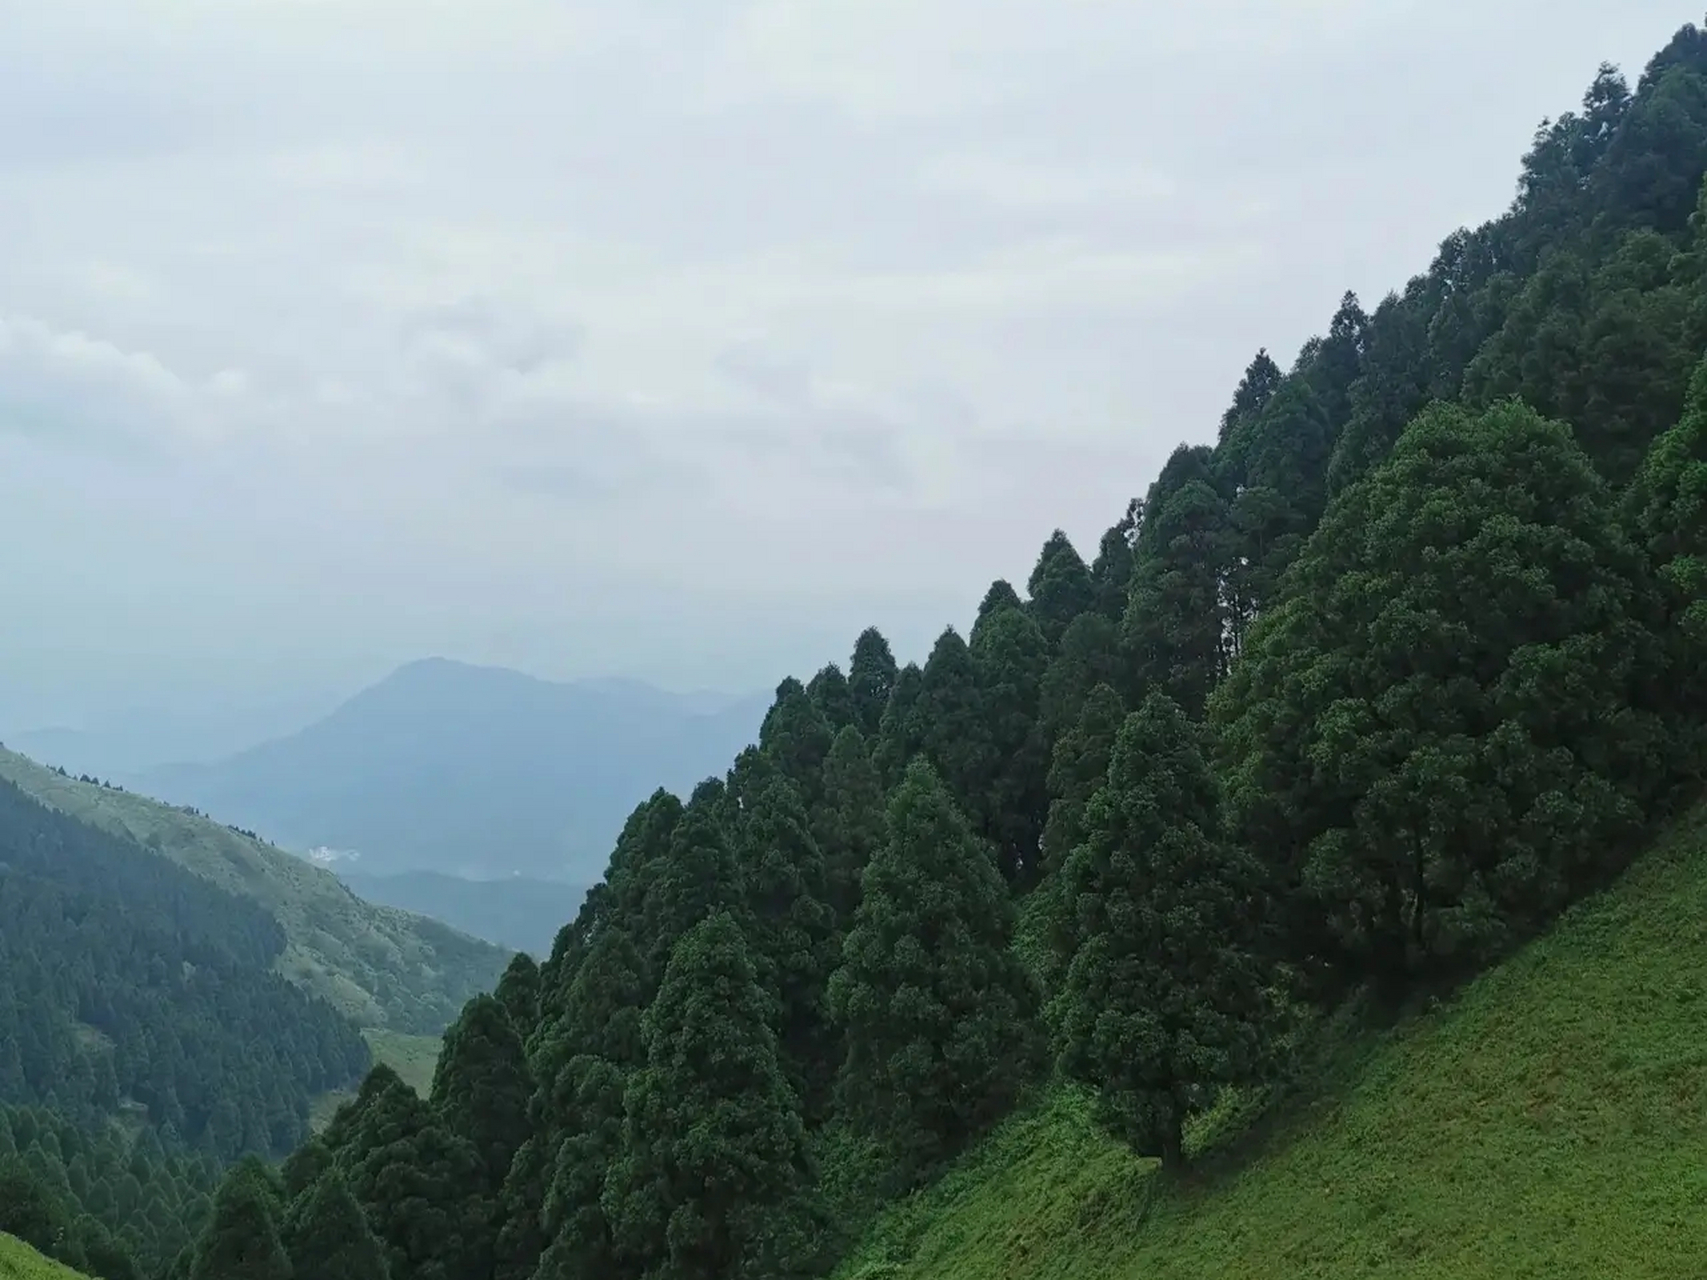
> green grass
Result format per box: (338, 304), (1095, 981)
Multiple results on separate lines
(0, 1236), (87, 1280)
(0, 748), (509, 1034)
(836, 802), (1707, 1280)
(310, 1028), (445, 1131)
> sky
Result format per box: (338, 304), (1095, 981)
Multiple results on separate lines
(0, 0), (1693, 734)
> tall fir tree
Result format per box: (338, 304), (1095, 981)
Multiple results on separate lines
(828, 761), (1041, 1185)
(189, 1166), (290, 1280)
(741, 779), (841, 1122)
(281, 1169), (388, 1280)
(812, 726), (887, 926)
(1027, 530), (1095, 646)
(429, 994), (533, 1196)
(603, 912), (818, 1280)
(970, 601), (1053, 886)
(759, 679), (835, 806)
(847, 628), (899, 738)
(1052, 694), (1273, 1170)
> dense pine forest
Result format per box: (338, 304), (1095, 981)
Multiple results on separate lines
(12, 17), (1707, 1280)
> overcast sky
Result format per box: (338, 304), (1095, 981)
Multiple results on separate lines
(0, 0), (1692, 729)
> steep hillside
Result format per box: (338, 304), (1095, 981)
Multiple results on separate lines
(836, 801), (1707, 1280)
(141, 658), (767, 878)
(0, 1236), (87, 1280)
(340, 869), (588, 956)
(0, 747), (507, 1033)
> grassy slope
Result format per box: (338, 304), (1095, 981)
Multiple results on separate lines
(839, 803), (1707, 1280)
(0, 747), (509, 1034)
(0, 1237), (86, 1280)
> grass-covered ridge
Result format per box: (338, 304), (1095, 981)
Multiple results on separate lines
(836, 801), (1707, 1280)
(0, 747), (508, 1033)
(0, 1236), (87, 1280)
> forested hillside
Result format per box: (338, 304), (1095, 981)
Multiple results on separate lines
(149, 18), (1707, 1280)
(0, 748), (509, 1033)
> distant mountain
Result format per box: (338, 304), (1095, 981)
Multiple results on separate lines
(140, 658), (769, 879)
(340, 870), (589, 957)
(0, 747), (509, 1034)
(4, 692), (338, 778)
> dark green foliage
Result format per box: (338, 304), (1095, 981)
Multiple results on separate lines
(281, 1169), (388, 1280)
(638, 790), (746, 992)
(973, 580), (1025, 635)
(1123, 448), (1233, 716)
(1040, 684), (1127, 880)
(530, 1055), (626, 1280)
(279, 1140), (331, 1203)
(970, 602), (1052, 886)
(0, 1106), (213, 1274)
(330, 1066), (490, 1280)
(759, 679), (835, 805)
(429, 994), (533, 1194)
(0, 778), (369, 1161)
(909, 628), (995, 829)
(1220, 375), (1336, 652)
(1051, 695), (1273, 1168)
(872, 662), (924, 790)
(554, 926), (648, 1070)
(189, 1166), (289, 1280)
(604, 912), (817, 1280)
(828, 762), (1041, 1185)
(1037, 612), (1123, 745)
(813, 726), (886, 925)
(1217, 349), (1285, 446)
(1628, 353), (1707, 741)
(1089, 500), (1142, 622)
(847, 628), (899, 738)
(741, 780), (841, 1121)
(494, 954), (541, 1038)
(806, 664), (858, 734)
(1216, 400), (1670, 989)
(1026, 532), (1095, 646)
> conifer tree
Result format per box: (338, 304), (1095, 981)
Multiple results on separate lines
(972, 580), (1025, 637)
(759, 678), (835, 805)
(912, 628), (995, 826)
(872, 662), (925, 790)
(189, 1166), (290, 1280)
(741, 779), (841, 1120)
(1039, 683), (1127, 879)
(603, 912), (817, 1280)
(334, 1067), (490, 1280)
(806, 663), (857, 733)
(812, 726), (886, 924)
(531, 1056), (627, 1280)
(1037, 612), (1123, 745)
(281, 1169), (388, 1280)
(639, 790), (746, 991)
(494, 954), (541, 1034)
(1052, 694), (1273, 1170)
(970, 601), (1052, 886)
(1027, 530), (1095, 645)
(279, 1139), (332, 1203)
(1123, 445), (1234, 716)
(828, 761), (1040, 1184)
(1089, 499), (1143, 622)
(429, 994), (533, 1195)
(847, 627), (899, 738)
(1216, 399), (1670, 988)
